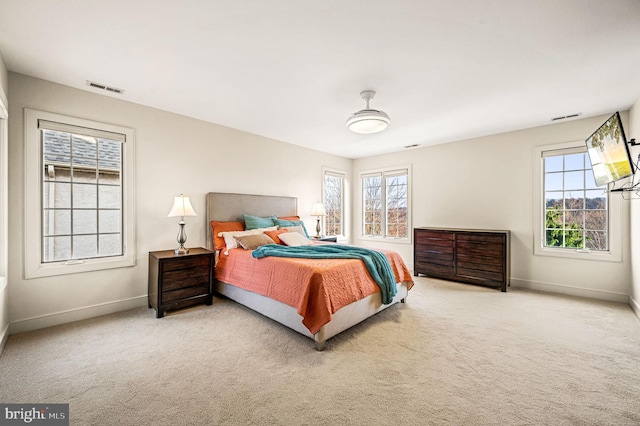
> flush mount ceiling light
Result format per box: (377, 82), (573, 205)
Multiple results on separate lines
(346, 90), (390, 134)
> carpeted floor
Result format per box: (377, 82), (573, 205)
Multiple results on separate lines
(1, 277), (639, 425)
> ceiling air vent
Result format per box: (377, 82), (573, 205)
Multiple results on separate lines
(404, 144), (420, 149)
(86, 80), (124, 94)
(551, 113), (581, 122)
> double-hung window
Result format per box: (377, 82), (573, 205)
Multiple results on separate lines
(534, 142), (623, 262)
(322, 169), (346, 237)
(24, 109), (136, 278)
(361, 166), (411, 241)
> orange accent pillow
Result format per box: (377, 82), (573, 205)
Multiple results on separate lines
(264, 229), (289, 245)
(278, 215), (300, 221)
(210, 221), (244, 250)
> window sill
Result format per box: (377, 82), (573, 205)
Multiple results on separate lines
(25, 255), (136, 279)
(357, 236), (411, 245)
(534, 246), (622, 263)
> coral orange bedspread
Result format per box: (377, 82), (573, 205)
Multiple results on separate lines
(215, 247), (414, 334)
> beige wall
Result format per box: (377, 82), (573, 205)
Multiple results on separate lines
(7, 72), (351, 333)
(629, 98), (640, 317)
(0, 52), (7, 102)
(353, 114), (632, 302)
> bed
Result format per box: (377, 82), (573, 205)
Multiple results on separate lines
(205, 192), (414, 350)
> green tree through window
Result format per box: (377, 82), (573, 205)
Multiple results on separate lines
(362, 168), (409, 238)
(544, 150), (608, 250)
(323, 171), (345, 237)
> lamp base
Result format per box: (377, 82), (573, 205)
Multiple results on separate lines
(175, 221), (189, 255)
(175, 246), (189, 255)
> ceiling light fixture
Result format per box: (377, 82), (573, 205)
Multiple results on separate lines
(346, 90), (390, 134)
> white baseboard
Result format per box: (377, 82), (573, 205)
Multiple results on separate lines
(0, 322), (8, 356)
(0, 276), (7, 355)
(629, 295), (640, 321)
(510, 278), (629, 304)
(8, 295), (148, 335)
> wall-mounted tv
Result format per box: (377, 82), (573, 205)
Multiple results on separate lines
(585, 111), (635, 187)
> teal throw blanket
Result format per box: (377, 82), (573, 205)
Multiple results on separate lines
(252, 244), (397, 304)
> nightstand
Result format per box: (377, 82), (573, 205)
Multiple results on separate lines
(148, 247), (214, 318)
(312, 236), (338, 243)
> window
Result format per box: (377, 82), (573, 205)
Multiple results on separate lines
(534, 142), (623, 262)
(323, 169), (345, 237)
(24, 109), (136, 278)
(543, 148), (607, 250)
(361, 166), (411, 241)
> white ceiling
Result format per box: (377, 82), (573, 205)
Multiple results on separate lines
(1, 0), (640, 159)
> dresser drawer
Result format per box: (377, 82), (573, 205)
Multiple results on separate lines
(456, 232), (505, 244)
(456, 241), (504, 258)
(415, 230), (454, 244)
(415, 262), (455, 277)
(457, 267), (504, 283)
(456, 253), (504, 272)
(415, 248), (454, 266)
(415, 238), (454, 251)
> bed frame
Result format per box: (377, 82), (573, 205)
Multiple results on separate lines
(205, 192), (409, 350)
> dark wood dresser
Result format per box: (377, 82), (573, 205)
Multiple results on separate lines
(414, 227), (510, 291)
(148, 247), (214, 318)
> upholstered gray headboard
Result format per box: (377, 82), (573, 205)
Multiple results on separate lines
(205, 192), (298, 251)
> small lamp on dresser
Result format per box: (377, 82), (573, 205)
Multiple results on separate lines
(311, 201), (326, 238)
(167, 194), (197, 254)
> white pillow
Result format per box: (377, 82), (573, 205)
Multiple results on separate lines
(279, 232), (313, 247)
(219, 226), (277, 254)
(282, 225), (306, 236)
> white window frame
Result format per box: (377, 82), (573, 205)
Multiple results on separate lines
(24, 109), (136, 278)
(533, 141), (624, 262)
(322, 167), (347, 240)
(359, 165), (412, 244)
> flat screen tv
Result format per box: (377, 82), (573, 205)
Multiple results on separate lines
(585, 111), (635, 187)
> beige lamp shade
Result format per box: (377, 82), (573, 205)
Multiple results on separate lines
(168, 195), (197, 218)
(311, 202), (326, 217)
(311, 202), (326, 238)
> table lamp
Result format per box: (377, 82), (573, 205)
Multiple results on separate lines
(311, 201), (326, 238)
(168, 194), (197, 254)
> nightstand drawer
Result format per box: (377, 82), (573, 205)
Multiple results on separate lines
(161, 295), (211, 312)
(162, 283), (210, 303)
(162, 268), (210, 291)
(162, 255), (211, 272)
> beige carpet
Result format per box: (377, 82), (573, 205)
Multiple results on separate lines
(1, 277), (639, 425)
